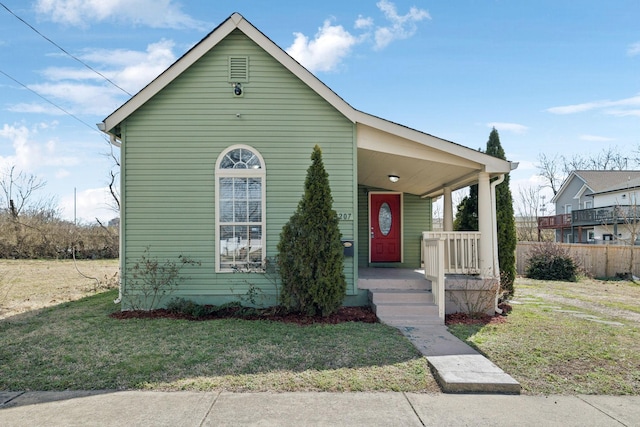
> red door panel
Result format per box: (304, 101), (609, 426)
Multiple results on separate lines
(370, 193), (401, 262)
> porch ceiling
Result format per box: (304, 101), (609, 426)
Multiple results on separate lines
(355, 123), (499, 198)
(358, 148), (479, 197)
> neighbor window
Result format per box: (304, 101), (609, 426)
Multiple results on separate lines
(215, 145), (265, 272)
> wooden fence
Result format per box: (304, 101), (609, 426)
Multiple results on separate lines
(516, 242), (640, 278)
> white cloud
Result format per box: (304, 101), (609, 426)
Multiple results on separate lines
(373, 0), (431, 50)
(0, 123), (79, 172)
(286, 1), (430, 72)
(11, 40), (177, 117)
(547, 93), (640, 115)
(355, 16), (374, 30)
(628, 41), (640, 56)
(286, 19), (359, 72)
(605, 109), (640, 117)
(579, 134), (614, 142)
(35, 0), (208, 30)
(60, 186), (116, 223)
(7, 103), (66, 115)
(487, 122), (529, 134)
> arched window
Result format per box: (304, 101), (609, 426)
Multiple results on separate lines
(215, 145), (266, 272)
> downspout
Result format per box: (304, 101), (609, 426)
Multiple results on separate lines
(97, 122), (123, 303)
(490, 174), (505, 315)
(112, 132), (123, 304)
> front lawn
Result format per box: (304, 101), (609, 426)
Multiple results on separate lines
(448, 278), (640, 395)
(0, 289), (438, 392)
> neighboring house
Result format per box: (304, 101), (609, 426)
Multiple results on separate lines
(539, 170), (640, 244)
(99, 13), (515, 316)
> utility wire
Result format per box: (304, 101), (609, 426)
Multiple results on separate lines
(0, 67), (109, 140)
(0, 1), (133, 97)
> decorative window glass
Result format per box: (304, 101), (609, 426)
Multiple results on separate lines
(216, 146), (265, 272)
(379, 202), (392, 236)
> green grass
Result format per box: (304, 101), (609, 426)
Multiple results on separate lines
(0, 290), (437, 392)
(448, 278), (640, 395)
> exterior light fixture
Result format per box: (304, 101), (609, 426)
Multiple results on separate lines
(388, 175), (399, 183)
(232, 82), (243, 96)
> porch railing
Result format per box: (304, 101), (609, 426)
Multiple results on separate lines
(422, 231), (481, 275)
(422, 236), (445, 320)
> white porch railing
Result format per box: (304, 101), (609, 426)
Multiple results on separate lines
(421, 232), (482, 321)
(422, 236), (445, 320)
(422, 231), (481, 275)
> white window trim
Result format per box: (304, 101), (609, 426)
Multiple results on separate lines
(215, 144), (266, 273)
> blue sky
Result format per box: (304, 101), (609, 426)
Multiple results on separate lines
(1, 0), (639, 222)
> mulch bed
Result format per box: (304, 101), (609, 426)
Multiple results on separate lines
(109, 305), (379, 325)
(110, 303), (513, 327)
(445, 302), (512, 326)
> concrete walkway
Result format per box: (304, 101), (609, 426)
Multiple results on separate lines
(397, 324), (521, 393)
(360, 267), (521, 393)
(1, 390), (639, 426)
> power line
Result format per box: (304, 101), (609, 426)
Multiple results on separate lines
(0, 1), (133, 97)
(0, 67), (108, 140)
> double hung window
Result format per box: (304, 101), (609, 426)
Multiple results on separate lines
(215, 146), (265, 272)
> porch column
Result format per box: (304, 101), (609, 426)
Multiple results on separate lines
(477, 172), (494, 277)
(443, 186), (453, 231)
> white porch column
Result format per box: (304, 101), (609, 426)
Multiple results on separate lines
(442, 186), (453, 231)
(477, 172), (494, 277)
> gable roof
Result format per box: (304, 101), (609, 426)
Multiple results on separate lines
(552, 170), (640, 202)
(100, 13), (514, 195)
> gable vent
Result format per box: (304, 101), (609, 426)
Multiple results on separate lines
(229, 56), (249, 82)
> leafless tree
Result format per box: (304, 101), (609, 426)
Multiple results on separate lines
(103, 141), (120, 212)
(515, 186), (542, 241)
(537, 153), (564, 195)
(537, 146), (638, 196)
(0, 166), (48, 218)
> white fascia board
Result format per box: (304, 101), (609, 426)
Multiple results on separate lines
(102, 13), (358, 134)
(354, 111), (513, 173)
(102, 17), (238, 134)
(235, 18), (357, 122)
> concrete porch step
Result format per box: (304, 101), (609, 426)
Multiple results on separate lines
(373, 302), (439, 318)
(379, 315), (444, 327)
(359, 278), (430, 291)
(371, 289), (434, 305)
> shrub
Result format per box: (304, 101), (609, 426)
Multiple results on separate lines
(277, 145), (346, 317)
(525, 242), (578, 282)
(123, 247), (200, 310)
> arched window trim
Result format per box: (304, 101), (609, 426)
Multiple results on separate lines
(215, 145), (266, 273)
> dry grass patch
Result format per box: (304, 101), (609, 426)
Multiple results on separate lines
(0, 259), (118, 319)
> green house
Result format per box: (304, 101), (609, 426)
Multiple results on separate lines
(100, 13), (516, 320)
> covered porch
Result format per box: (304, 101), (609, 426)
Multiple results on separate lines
(354, 118), (516, 322)
(359, 231), (500, 324)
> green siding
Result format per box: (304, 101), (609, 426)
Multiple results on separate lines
(120, 30), (356, 307)
(357, 185), (432, 268)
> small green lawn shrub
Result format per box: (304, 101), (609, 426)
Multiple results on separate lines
(525, 242), (578, 282)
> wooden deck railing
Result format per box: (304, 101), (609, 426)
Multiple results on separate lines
(422, 236), (445, 320)
(421, 231), (482, 321)
(422, 231), (481, 274)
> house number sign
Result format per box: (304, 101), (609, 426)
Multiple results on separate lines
(337, 213), (353, 220)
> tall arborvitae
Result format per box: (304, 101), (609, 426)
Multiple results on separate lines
(453, 184), (478, 231)
(277, 145), (346, 316)
(486, 128), (517, 296)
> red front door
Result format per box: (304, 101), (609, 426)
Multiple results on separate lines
(370, 193), (401, 262)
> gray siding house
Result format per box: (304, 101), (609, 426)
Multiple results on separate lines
(99, 13), (515, 318)
(541, 170), (640, 243)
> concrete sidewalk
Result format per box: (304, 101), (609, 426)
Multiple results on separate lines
(1, 391), (638, 426)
